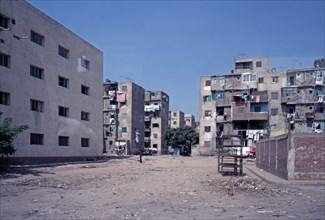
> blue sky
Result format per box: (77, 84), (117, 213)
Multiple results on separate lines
(27, 0), (325, 119)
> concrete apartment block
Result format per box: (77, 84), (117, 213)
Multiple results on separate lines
(199, 57), (325, 155)
(169, 110), (185, 129)
(103, 81), (145, 155)
(144, 91), (170, 154)
(184, 114), (195, 128)
(0, 0), (104, 163)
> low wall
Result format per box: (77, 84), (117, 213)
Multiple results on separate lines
(256, 134), (289, 179)
(256, 133), (325, 180)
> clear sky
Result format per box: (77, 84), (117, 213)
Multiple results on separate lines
(27, 0), (325, 119)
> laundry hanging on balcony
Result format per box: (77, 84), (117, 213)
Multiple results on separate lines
(116, 91), (126, 102)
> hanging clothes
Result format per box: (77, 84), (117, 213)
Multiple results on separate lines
(116, 91), (126, 102)
(255, 95), (260, 102)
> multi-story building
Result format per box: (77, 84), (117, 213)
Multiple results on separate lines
(184, 114), (195, 128)
(144, 91), (169, 154)
(0, 0), (104, 163)
(103, 81), (145, 155)
(169, 110), (185, 128)
(199, 57), (325, 155)
(281, 65), (325, 133)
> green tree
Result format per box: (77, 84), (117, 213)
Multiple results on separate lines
(0, 112), (29, 157)
(163, 126), (199, 155)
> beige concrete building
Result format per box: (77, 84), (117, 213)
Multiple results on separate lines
(199, 57), (285, 155)
(103, 81), (145, 155)
(144, 91), (169, 154)
(199, 57), (325, 155)
(281, 65), (325, 133)
(169, 110), (185, 128)
(0, 0), (103, 163)
(184, 114), (196, 128)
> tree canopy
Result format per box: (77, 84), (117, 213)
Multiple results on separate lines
(0, 112), (29, 156)
(163, 126), (199, 148)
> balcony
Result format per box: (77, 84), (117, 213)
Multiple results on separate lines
(215, 115), (230, 123)
(232, 103), (268, 121)
(250, 91), (268, 103)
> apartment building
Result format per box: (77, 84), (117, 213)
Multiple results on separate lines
(169, 110), (185, 128)
(144, 91), (170, 154)
(0, 1), (103, 163)
(199, 57), (325, 155)
(281, 65), (325, 133)
(184, 114), (196, 128)
(103, 81), (145, 155)
(199, 57), (285, 155)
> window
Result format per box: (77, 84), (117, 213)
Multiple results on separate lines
(0, 14), (9, 29)
(173, 112), (177, 117)
(58, 136), (69, 146)
(271, 92), (278, 100)
(153, 133), (158, 138)
(258, 77), (264, 83)
(242, 73), (256, 82)
(122, 86), (128, 92)
(282, 87), (297, 96)
(256, 61), (262, 68)
(204, 110), (212, 117)
(272, 76), (278, 83)
(235, 62), (253, 69)
(205, 80), (211, 86)
(58, 46), (69, 59)
(152, 123), (159, 128)
(121, 113), (127, 120)
(214, 91), (224, 100)
(30, 133), (44, 145)
(81, 57), (89, 69)
(271, 108), (278, 116)
(30, 99), (44, 112)
(30, 30), (44, 46)
(173, 121), (177, 125)
(122, 127), (127, 133)
(81, 85), (89, 95)
(204, 126), (211, 132)
(81, 111), (89, 121)
(81, 138), (89, 147)
(211, 77), (225, 85)
(288, 76), (295, 86)
(0, 53), (10, 68)
(58, 106), (69, 117)
(58, 76), (69, 88)
(216, 107), (224, 116)
(203, 95), (212, 102)
(30, 65), (44, 79)
(0, 91), (10, 105)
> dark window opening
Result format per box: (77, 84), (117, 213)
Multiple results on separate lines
(30, 133), (44, 145)
(81, 138), (89, 147)
(58, 136), (69, 146)
(31, 30), (44, 46)
(0, 53), (10, 68)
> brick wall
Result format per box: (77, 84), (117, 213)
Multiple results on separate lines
(256, 133), (325, 180)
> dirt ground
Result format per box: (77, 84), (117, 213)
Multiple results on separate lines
(1, 155), (324, 220)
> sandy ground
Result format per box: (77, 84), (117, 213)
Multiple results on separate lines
(0, 155), (324, 220)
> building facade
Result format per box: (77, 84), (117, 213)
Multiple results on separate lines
(103, 81), (145, 155)
(184, 114), (195, 128)
(144, 91), (170, 154)
(0, 0), (104, 163)
(169, 110), (185, 128)
(199, 57), (325, 155)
